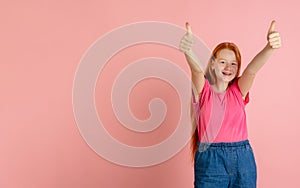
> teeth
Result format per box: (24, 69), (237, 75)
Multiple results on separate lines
(222, 72), (231, 75)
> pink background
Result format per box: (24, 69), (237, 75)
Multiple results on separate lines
(1, 0), (299, 187)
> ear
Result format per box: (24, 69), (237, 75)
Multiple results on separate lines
(211, 60), (215, 70)
(210, 56), (215, 70)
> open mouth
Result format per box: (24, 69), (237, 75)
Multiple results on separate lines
(222, 71), (232, 76)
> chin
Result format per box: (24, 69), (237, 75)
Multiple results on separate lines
(223, 77), (235, 83)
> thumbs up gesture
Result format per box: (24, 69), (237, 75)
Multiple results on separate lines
(179, 22), (204, 72)
(267, 20), (281, 49)
(179, 22), (194, 53)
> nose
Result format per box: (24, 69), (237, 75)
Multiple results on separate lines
(224, 63), (231, 70)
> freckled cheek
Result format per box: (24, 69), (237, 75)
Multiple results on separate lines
(229, 67), (237, 74)
(232, 67), (238, 75)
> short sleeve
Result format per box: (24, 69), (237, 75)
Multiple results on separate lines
(191, 79), (210, 125)
(244, 92), (250, 105)
(231, 79), (250, 105)
(191, 78), (210, 106)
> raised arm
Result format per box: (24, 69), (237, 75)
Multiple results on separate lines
(179, 22), (205, 101)
(238, 20), (281, 98)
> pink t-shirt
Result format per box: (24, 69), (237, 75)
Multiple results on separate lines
(192, 78), (249, 143)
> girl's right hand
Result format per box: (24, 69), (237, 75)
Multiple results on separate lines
(179, 22), (194, 54)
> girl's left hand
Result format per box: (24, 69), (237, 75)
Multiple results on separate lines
(267, 20), (281, 49)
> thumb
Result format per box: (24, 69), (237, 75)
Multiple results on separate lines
(186, 22), (192, 34)
(268, 20), (276, 34)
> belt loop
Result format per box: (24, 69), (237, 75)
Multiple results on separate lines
(221, 143), (224, 151)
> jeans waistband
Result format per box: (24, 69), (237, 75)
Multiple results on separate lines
(197, 140), (250, 151)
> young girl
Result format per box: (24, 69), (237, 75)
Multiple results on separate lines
(179, 21), (281, 188)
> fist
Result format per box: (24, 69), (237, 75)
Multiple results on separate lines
(267, 20), (281, 49)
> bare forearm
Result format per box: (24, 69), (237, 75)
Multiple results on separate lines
(244, 44), (274, 75)
(185, 53), (203, 74)
(185, 53), (205, 98)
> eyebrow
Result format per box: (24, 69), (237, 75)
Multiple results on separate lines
(217, 58), (237, 62)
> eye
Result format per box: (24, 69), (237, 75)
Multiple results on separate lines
(231, 62), (237, 66)
(220, 61), (225, 64)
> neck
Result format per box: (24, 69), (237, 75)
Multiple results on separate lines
(213, 80), (229, 93)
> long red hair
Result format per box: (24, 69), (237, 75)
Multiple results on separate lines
(190, 42), (242, 162)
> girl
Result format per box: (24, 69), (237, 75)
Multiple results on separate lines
(179, 21), (281, 188)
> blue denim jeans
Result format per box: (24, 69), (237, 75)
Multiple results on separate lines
(194, 140), (257, 188)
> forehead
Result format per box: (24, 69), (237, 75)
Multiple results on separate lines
(216, 49), (237, 61)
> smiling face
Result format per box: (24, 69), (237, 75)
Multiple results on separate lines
(205, 42), (241, 86)
(212, 49), (238, 83)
